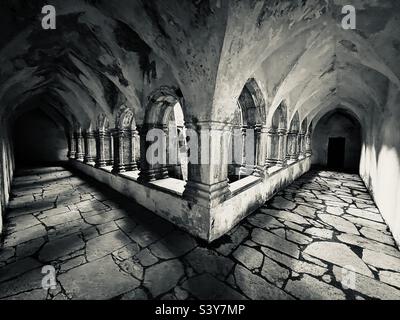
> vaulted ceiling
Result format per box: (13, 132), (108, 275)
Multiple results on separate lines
(0, 0), (399, 131)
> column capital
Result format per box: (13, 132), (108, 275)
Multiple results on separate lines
(184, 121), (233, 132)
(277, 128), (287, 135)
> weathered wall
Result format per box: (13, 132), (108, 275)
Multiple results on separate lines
(0, 119), (15, 235)
(360, 84), (400, 246)
(312, 111), (362, 171)
(211, 157), (311, 241)
(13, 110), (68, 166)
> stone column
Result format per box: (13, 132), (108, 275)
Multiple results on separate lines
(75, 131), (84, 161)
(298, 132), (306, 159)
(112, 128), (127, 174)
(68, 132), (76, 159)
(266, 128), (278, 167)
(133, 127), (140, 169)
(276, 128), (287, 167)
(254, 125), (268, 177)
(138, 124), (169, 182)
(305, 133), (312, 156)
(84, 130), (96, 165)
(128, 128), (139, 171)
(107, 130), (114, 165)
(95, 130), (107, 168)
(286, 131), (298, 161)
(238, 127), (248, 177)
(182, 122), (231, 208)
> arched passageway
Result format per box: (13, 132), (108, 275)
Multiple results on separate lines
(228, 79), (266, 183)
(12, 109), (68, 167)
(165, 102), (188, 181)
(311, 109), (362, 173)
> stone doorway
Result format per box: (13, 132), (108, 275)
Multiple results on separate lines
(327, 137), (345, 170)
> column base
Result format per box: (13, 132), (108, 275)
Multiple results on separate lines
(68, 152), (76, 159)
(183, 180), (231, 208)
(95, 160), (107, 168)
(84, 157), (96, 166)
(266, 159), (278, 167)
(276, 160), (287, 168)
(128, 162), (139, 171)
(112, 165), (126, 174)
(253, 165), (268, 178)
(138, 167), (169, 182)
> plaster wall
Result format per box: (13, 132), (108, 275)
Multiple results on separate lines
(0, 121), (15, 235)
(360, 85), (400, 247)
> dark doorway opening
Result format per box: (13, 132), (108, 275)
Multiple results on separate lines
(12, 109), (68, 168)
(327, 137), (345, 170)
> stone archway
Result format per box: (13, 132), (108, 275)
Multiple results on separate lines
(95, 113), (112, 168)
(229, 78), (267, 182)
(266, 101), (288, 167)
(139, 86), (186, 182)
(112, 106), (138, 173)
(287, 111), (300, 162)
(312, 109), (362, 173)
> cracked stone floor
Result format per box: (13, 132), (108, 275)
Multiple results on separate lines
(1, 166), (400, 300)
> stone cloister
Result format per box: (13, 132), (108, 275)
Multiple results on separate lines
(1, 0), (400, 300)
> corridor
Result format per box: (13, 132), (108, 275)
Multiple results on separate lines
(1, 167), (400, 300)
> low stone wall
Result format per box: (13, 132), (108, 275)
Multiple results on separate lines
(70, 157), (311, 242)
(210, 157), (311, 241)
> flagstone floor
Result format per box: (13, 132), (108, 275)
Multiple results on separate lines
(1, 166), (400, 300)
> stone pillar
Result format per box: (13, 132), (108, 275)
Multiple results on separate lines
(254, 125), (268, 177)
(128, 129), (139, 171)
(138, 124), (169, 182)
(107, 130), (114, 165)
(182, 122), (231, 208)
(266, 128), (278, 167)
(68, 132), (76, 159)
(133, 127), (140, 169)
(95, 130), (107, 168)
(298, 132), (306, 159)
(112, 128), (127, 173)
(286, 131), (298, 161)
(276, 128), (287, 167)
(75, 131), (84, 161)
(305, 133), (312, 156)
(84, 130), (96, 165)
(238, 127), (248, 177)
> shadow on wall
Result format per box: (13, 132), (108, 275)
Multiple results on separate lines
(360, 106), (400, 247)
(12, 109), (68, 167)
(311, 109), (361, 173)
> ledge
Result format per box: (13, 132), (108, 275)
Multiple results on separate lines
(229, 175), (261, 196)
(69, 156), (312, 242)
(149, 178), (186, 196)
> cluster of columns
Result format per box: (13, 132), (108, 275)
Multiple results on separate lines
(265, 128), (312, 168)
(67, 121), (312, 209)
(68, 127), (140, 173)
